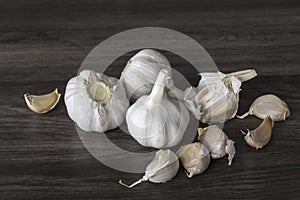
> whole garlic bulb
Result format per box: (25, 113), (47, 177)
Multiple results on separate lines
(120, 49), (171, 101)
(126, 69), (189, 148)
(65, 70), (129, 132)
(119, 149), (179, 188)
(176, 142), (210, 178)
(198, 125), (235, 165)
(184, 69), (257, 123)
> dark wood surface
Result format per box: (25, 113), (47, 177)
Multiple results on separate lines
(0, 0), (299, 199)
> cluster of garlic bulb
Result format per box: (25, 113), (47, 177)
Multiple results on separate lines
(126, 69), (189, 148)
(184, 69), (257, 124)
(64, 70), (129, 132)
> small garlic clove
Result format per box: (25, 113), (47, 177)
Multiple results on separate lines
(176, 143), (210, 178)
(244, 115), (273, 149)
(198, 125), (235, 165)
(119, 149), (179, 188)
(237, 94), (290, 121)
(24, 88), (61, 114)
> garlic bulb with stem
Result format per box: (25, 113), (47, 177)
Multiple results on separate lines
(237, 94), (290, 121)
(198, 125), (235, 165)
(184, 69), (257, 123)
(119, 149), (179, 188)
(243, 115), (273, 149)
(126, 69), (189, 148)
(64, 70), (129, 132)
(120, 49), (171, 101)
(176, 142), (210, 178)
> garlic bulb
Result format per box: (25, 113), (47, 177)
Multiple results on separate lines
(126, 69), (189, 148)
(243, 115), (273, 149)
(176, 142), (210, 178)
(119, 149), (179, 188)
(184, 69), (257, 123)
(64, 70), (129, 132)
(237, 94), (290, 121)
(198, 125), (235, 165)
(24, 88), (61, 113)
(120, 49), (171, 101)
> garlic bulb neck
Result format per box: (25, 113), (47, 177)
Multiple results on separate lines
(149, 69), (170, 104)
(88, 81), (112, 105)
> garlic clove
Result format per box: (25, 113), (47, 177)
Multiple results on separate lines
(244, 115), (273, 149)
(119, 149), (179, 188)
(237, 94), (290, 121)
(24, 88), (61, 114)
(176, 143), (210, 178)
(198, 125), (235, 165)
(227, 69), (257, 83)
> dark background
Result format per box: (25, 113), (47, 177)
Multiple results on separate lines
(0, 0), (299, 199)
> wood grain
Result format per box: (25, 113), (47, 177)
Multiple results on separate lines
(0, 0), (299, 199)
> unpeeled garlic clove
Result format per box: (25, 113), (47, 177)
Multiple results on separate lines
(119, 149), (179, 188)
(24, 88), (61, 113)
(243, 115), (273, 149)
(198, 125), (235, 165)
(176, 142), (210, 178)
(237, 94), (290, 121)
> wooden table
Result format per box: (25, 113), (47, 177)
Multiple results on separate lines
(0, 0), (299, 199)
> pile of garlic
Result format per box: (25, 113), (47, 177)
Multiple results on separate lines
(24, 48), (291, 188)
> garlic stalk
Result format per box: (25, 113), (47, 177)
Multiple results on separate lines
(119, 149), (179, 188)
(126, 69), (189, 148)
(24, 88), (61, 113)
(121, 49), (171, 101)
(176, 142), (210, 178)
(184, 69), (257, 123)
(243, 115), (273, 149)
(198, 125), (235, 165)
(64, 70), (129, 132)
(237, 94), (290, 121)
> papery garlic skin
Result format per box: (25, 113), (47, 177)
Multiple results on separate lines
(119, 149), (179, 188)
(184, 69), (257, 124)
(244, 115), (273, 149)
(198, 125), (235, 165)
(126, 69), (189, 148)
(176, 142), (210, 178)
(65, 70), (129, 132)
(121, 49), (171, 101)
(237, 94), (290, 121)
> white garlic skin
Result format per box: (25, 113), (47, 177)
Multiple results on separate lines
(64, 70), (129, 132)
(126, 69), (189, 148)
(176, 142), (210, 178)
(248, 94), (290, 121)
(198, 125), (235, 165)
(121, 49), (171, 101)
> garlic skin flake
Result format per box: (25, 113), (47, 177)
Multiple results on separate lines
(121, 49), (171, 101)
(119, 149), (179, 188)
(24, 88), (61, 114)
(126, 69), (189, 148)
(244, 115), (273, 149)
(176, 142), (210, 178)
(198, 125), (235, 165)
(64, 70), (129, 132)
(184, 69), (257, 123)
(237, 94), (290, 121)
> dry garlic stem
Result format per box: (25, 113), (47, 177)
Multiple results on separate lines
(243, 115), (273, 149)
(119, 149), (179, 188)
(198, 125), (235, 165)
(237, 94), (290, 121)
(24, 88), (61, 113)
(176, 143), (210, 178)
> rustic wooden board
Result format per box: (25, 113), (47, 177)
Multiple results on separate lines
(0, 0), (299, 199)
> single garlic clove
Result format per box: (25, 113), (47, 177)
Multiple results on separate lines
(237, 94), (290, 121)
(119, 149), (179, 188)
(24, 88), (61, 114)
(176, 142), (210, 178)
(244, 115), (273, 149)
(198, 125), (235, 165)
